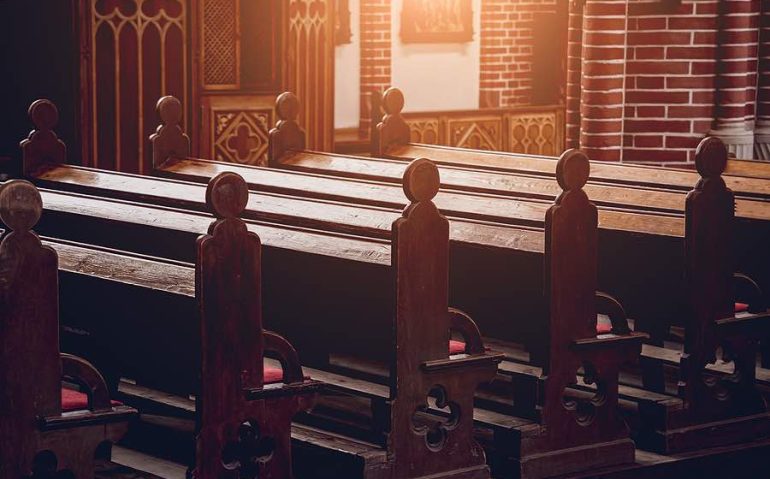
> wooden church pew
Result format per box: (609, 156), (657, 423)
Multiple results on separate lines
(724, 157), (770, 180)
(369, 88), (770, 202)
(0, 180), (136, 479)
(141, 94), (769, 341)
(31, 169), (505, 478)
(16, 98), (770, 458)
(4, 176), (320, 478)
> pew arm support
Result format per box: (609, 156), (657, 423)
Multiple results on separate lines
(60, 353), (114, 412)
(263, 330), (305, 384)
(735, 273), (766, 313)
(596, 291), (631, 334)
(448, 307), (485, 354)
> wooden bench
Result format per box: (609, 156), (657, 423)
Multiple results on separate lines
(724, 157), (770, 180)
(141, 94), (768, 344)
(371, 88), (770, 203)
(7, 175), (319, 478)
(0, 180), (136, 479)
(15, 96), (768, 458)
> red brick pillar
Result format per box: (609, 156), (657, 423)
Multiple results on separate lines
(565, 0), (585, 149)
(710, 0), (759, 159)
(359, 0), (392, 137)
(579, 0), (628, 161)
(756, 0), (770, 160)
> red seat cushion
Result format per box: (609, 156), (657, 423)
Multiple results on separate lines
(596, 322), (613, 334)
(449, 340), (466, 354)
(61, 388), (121, 412)
(264, 366), (284, 384)
(735, 302), (749, 313)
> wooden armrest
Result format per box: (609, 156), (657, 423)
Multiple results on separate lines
(60, 353), (114, 412)
(264, 330), (305, 384)
(448, 307), (484, 354)
(571, 332), (647, 352)
(596, 291), (631, 334)
(735, 273), (766, 313)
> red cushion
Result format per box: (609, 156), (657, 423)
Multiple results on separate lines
(61, 388), (121, 412)
(596, 322), (613, 334)
(449, 340), (466, 354)
(735, 302), (749, 313)
(264, 366), (284, 384)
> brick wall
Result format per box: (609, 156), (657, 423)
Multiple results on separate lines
(359, 0), (392, 135)
(479, 0), (558, 108)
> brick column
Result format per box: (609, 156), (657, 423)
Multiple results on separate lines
(359, 0), (392, 137)
(565, 0), (584, 149)
(756, 0), (770, 160)
(710, 0), (759, 159)
(579, 0), (628, 162)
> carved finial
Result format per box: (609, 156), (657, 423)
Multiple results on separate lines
(0, 180), (43, 232)
(268, 92), (306, 166)
(157, 95), (183, 128)
(276, 92), (301, 123)
(695, 137), (727, 180)
(150, 95), (190, 168)
(403, 158), (440, 203)
(206, 172), (249, 220)
(382, 88), (405, 116)
(555, 149), (590, 192)
(21, 99), (67, 176)
(375, 88), (411, 155)
(29, 100), (59, 131)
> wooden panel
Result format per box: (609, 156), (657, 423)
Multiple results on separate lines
(86, 0), (188, 174)
(200, 95), (275, 165)
(200, 0), (239, 89)
(400, 105), (565, 156)
(288, 0), (335, 151)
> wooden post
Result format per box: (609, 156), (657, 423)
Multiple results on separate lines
(268, 92), (307, 166)
(150, 95), (191, 169)
(375, 88), (411, 157)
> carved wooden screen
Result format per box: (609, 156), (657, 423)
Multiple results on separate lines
(288, 0), (335, 152)
(195, 0), (283, 166)
(82, 0), (188, 173)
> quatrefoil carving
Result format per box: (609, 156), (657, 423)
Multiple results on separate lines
(221, 420), (276, 479)
(24, 451), (74, 479)
(411, 385), (461, 452)
(701, 346), (739, 402)
(561, 361), (607, 426)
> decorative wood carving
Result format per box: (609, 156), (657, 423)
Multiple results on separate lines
(679, 137), (767, 420)
(196, 172), (318, 479)
(400, 0), (473, 43)
(150, 95), (191, 168)
(288, 0), (335, 151)
(0, 180), (135, 479)
(20, 100), (67, 177)
(268, 92), (307, 166)
(201, 0), (239, 88)
(82, 0), (187, 173)
(390, 159), (501, 478)
(375, 88), (565, 156)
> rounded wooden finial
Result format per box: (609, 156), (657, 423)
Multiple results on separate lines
(382, 88), (405, 115)
(276, 92), (300, 122)
(156, 96), (182, 127)
(206, 172), (249, 219)
(28, 99), (59, 131)
(695, 136), (727, 179)
(403, 158), (440, 202)
(0, 180), (43, 232)
(556, 149), (590, 192)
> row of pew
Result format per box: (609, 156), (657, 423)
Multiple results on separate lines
(1, 91), (770, 479)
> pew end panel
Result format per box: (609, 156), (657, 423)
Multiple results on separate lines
(389, 158), (502, 479)
(666, 138), (770, 450)
(0, 180), (136, 479)
(268, 92), (307, 166)
(375, 88), (411, 158)
(196, 172), (319, 479)
(509, 151), (645, 478)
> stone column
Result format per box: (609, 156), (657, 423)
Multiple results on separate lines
(755, 0), (770, 160)
(710, 0), (760, 159)
(566, 0), (585, 149)
(579, 0), (628, 161)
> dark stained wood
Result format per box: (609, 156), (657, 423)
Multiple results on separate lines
(509, 151), (645, 477)
(0, 180), (135, 479)
(375, 88), (770, 201)
(195, 172), (318, 479)
(724, 158), (770, 180)
(389, 158), (500, 478)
